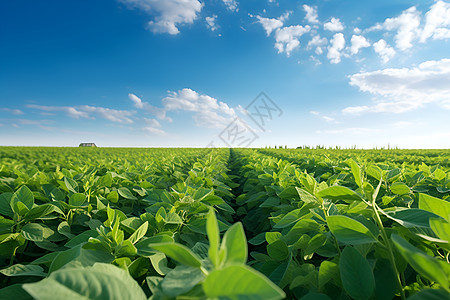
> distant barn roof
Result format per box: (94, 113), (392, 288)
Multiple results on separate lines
(79, 143), (97, 147)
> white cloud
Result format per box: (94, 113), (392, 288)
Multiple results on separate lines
(327, 33), (345, 64)
(350, 35), (370, 55)
(254, 12), (290, 36)
(143, 126), (166, 135)
(128, 93), (144, 109)
(206, 15), (218, 32)
(324, 17), (344, 32)
(353, 27), (361, 34)
(128, 93), (171, 121)
(343, 58), (450, 114)
(119, 0), (203, 35)
(143, 118), (166, 135)
(303, 5), (319, 24)
(369, 6), (421, 51)
(373, 39), (396, 63)
(274, 25), (311, 56)
(421, 1), (450, 42)
(162, 88), (236, 128)
(78, 106), (135, 124)
(27, 104), (135, 123)
(27, 104), (90, 119)
(307, 35), (327, 55)
(0, 108), (24, 115)
(222, 0), (238, 12)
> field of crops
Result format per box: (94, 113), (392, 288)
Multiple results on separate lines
(0, 147), (449, 299)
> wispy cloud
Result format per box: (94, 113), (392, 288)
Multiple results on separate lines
(0, 108), (24, 115)
(373, 39), (396, 63)
(205, 15), (218, 32)
(27, 104), (135, 123)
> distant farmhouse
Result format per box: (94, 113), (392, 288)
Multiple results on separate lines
(79, 143), (97, 147)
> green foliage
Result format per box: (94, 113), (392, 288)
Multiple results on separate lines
(0, 147), (449, 299)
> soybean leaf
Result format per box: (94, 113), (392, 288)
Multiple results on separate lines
(127, 221), (148, 245)
(267, 239), (289, 261)
(0, 264), (46, 277)
(69, 193), (86, 207)
(150, 243), (202, 268)
(327, 215), (378, 245)
(419, 193), (450, 220)
(382, 208), (442, 228)
(11, 185), (34, 211)
(318, 186), (363, 203)
(64, 177), (78, 193)
(23, 263), (147, 300)
(390, 182), (410, 195)
(0, 192), (14, 218)
(339, 246), (375, 300)
(203, 264), (285, 300)
(347, 159), (363, 188)
(160, 265), (205, 298)
(207, 208), (220, 267)
(220, 222), (247, 265)
(407, 289), (450, 300)
(21, 223), (44, 242)
(391, 234), (450, 291)
(135, 235), (174, 257)
(118, 187), (137, 200)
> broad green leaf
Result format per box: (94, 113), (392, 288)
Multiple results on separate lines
(296, 188), (319, 204)
(64, 177), (78, 193)
(21, 223), (44, 242)
(23, 263), (147, 300)
(318, 261), (339, 290)
(419, 193), (450, 220)
(339, 246), (375, 300)
(347, 159), (363, 188)
(127, 221), (148, 244)
(0, 192), (14, 218)
(11, 185), (34, 211)
(0, 284), (33, 300)
(318, 186), (363, 203)
(267, 239), (289, 261)
(0, 264), (46, 277)
(161, 265), (205, 298)
(407, 289), (450, 300)
(25, 204), (58, 221)
(391, 234), (449, 290)
(118, 187), (137, 200)
(300, 293), (332, 300)
(382, 208), (442, 228)
(220, 222), (247, 265)
(390, 182), (410, 195)
(135, 235), (174, 257)
(115, 240), (137, 257)
(430, 218), (450, 243)
(207, 208), (220, 267)
(150, 243), (202, 268)
(69, 193), (86, 206)
(327, 215), (378, 245)
(374, 259), (397, 300)
(106, 191), (119, 203)
(203, 264), (285, 300)
(149, 253), (171, 276)
(49, 244), (114, 273)
(265, 231), (282, 244)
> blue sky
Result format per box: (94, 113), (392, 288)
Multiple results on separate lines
(1, 0), (449, 148)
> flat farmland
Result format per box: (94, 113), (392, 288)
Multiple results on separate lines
(0, 147), (449, 299)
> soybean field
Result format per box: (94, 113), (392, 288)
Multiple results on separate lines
(0, 147), (449, 299)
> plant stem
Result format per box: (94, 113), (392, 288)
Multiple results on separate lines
(372, 203), (406, 300)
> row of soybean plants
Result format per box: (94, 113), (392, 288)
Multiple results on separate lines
(0, 147), (285, 299)
(231, 148), (449, 300)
